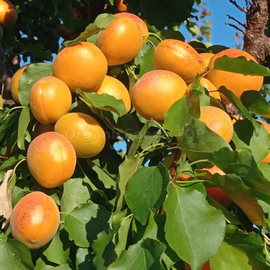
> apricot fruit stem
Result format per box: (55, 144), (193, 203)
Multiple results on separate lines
(148, 32), (163, 42)
(139, 142), (168, 157)
(153, 120), (171, 141)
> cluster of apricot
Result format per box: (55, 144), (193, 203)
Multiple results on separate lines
(7, 10), (268, 256)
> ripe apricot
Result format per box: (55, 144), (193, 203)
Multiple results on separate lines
(53, 42), (107, 93)
(54, 112), (106, 158)
(153, 39), (205, 84)
(199, 106), (233, 143)
(0, 0), (18, 27)
(114, 0), (127, 11)
(115, 12), (148, 43)
(11, 64), (29, 104)
(95, 75), (131, 113)
(199, 52), (214, 70)
(27, 132), (77, 188)
(207, 48), (264, 100)
(96, 16), (143, 66)
(257, 120), (270, 163)
(34, 122), (55, 137)
(29, 76), (72, 125)
(185, 261), (210, 270)
(201, 166), (232, 207)
(10, 191), (60, 249)
(131, 70), (187, 123)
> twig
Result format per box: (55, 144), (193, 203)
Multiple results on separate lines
(229, 0), (247, 12)
(227, 14), (247, 28)
(225, 22), (245, 34)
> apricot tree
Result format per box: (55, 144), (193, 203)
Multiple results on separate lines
(1, 1), (270, 270)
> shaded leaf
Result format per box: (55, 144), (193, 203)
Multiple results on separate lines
(164, 183), (225, 270)
(108, 238), (165, 270)
(17, 107), (31, 150)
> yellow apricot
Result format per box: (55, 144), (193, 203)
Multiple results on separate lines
(54, 112), (106, 158)
(10, 191), (60, 249)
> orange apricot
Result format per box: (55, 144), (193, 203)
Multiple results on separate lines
(199, 52), (215, 70)
(185, 261), (210, 270)
(153, 39), (205, 84)
(114, 0), (127, 11)
(95, 75), (131, 113)
(11, 64), (29, 104)
(115, 12), (148, 43)
(207, 48), (264, 100)
(201, 165), (232, 207)
(34, 122), (55, 137)
(257, 120), (270, 163)
(26, 132), (77, 188)
(96, 16), (143, 66)
(10, 191), (60, 249)
(199, 106), (233, 143)
(29, 76), (72, 125)
(54, 112), (106, 158)
(131, 70), (187, 123)
(53, 42), (107, 93)
(0, 0), (18, 27)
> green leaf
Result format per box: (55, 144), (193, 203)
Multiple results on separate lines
(108, 238), (165, 270)
(214, 55), (270, 76)
(163, 97), (191, 137)
(64, 202), (111, 248)
(0, 234), (34, 269)
(164, 183), (226, 270)
(115, 155), (143, 212)
(17, 107), (31, 150)
(88, 160), (116, 189)
(178, 119), (231, 161)
(0, 155), (25, 181)
(125, 163), (170, 225)
(43, 230), (70, 265)
(61, 178), (91, 215)
(211, 225), (269, 270)
(241, 91), (270, 118)
(78, 91), (126, 117)
(76, 248), (95, 269)
(92, 228), (116, 269)
(233, 119), (270, 162)
(18, 63), (53, 106)
(114, 215), (133, 256)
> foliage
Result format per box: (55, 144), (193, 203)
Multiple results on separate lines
(1, 1), (270, 270)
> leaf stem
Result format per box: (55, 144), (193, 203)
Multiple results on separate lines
(139, 142), (168, 157)
(152, 120), (171, 141)
(148, 32), (163, 42)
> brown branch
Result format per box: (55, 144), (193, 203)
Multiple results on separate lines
(229, 0), (247, 12)
(243, 0), (270, 63)
(225, 22), (245, 34)
(227, 14), (247, 28)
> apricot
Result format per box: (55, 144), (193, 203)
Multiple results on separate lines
(34, 122), (55, 137)
(114, 0), (127, 11)
(54, 112), (106, 158)
(199, 106), (233, 143)
(257, 120), (270, 163)
(11, 64), (29, 104)
(202, 166), (232, 207)
(131, 70), (187, 123)
(27, 132), (77, 188)
(199, 52), (214, 70)
(207, 48), (264, 100)
(95, 75), (131, 113)
(153, 39), (205, 84)
(53, 42), (107, 93)
(0, 0), (18, 27)
(96, 16), (143, 66)
(115, 12), (148, 43)
(10, 191), (60, 249)
(185, 261), (210, 270)
(29, 76), (72, 125)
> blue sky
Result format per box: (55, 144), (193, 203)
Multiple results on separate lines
(183, 0), (246, 48)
